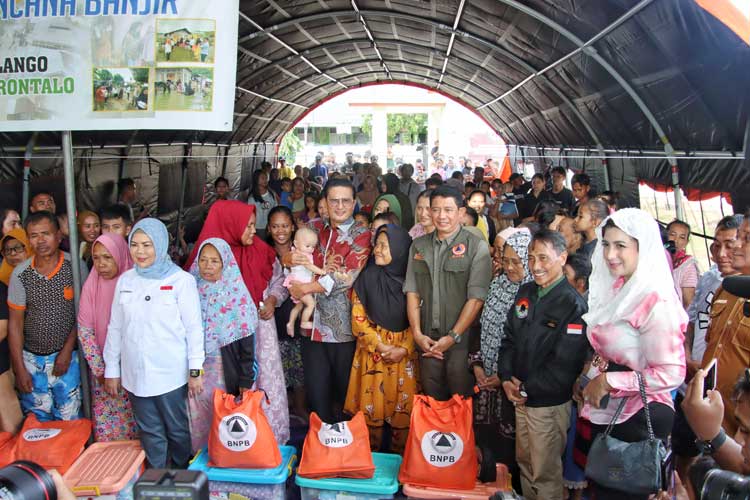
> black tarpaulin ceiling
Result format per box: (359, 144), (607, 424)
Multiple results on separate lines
(1, 1), (748, 156)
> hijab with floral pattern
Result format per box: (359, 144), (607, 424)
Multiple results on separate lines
(188, 237), (258, 351)
(479, 230), (533, 374)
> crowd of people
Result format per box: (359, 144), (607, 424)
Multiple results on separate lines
(0, 155), (748, 500)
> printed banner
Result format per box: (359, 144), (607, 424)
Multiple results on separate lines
(0, 0), (239, 132)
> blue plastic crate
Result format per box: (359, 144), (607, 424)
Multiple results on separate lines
(189, 445), (297, 484)
(294, 452), (401, 499)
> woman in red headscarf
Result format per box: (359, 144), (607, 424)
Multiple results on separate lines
(186, 200), (290, 444)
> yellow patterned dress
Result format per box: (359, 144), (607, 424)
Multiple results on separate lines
(344, 291), (419, 453)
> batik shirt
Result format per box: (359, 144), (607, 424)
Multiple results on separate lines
(308, 217), (371, 343)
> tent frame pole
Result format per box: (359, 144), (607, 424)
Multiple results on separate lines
(62, 131), (81, 307)
(21, 133), (37, 222)
(177, 142), (192, 238)
(62, 130), (91, 420)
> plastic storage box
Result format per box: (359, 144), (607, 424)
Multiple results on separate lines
(188, 444), (297, 500)
(402, 463), (512, 499)
(63, 441), (146, 500)
(295, 452), (401, 500)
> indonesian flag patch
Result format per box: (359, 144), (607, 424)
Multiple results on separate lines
(567, 324), (583, 335)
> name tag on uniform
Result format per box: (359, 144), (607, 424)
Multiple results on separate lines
(160, 285), (174, 290)
(414, 252), (424, 261)
(567, 324), (583, 335)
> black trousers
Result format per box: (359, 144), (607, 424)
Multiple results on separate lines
(302, 338), (356, 423)
(589, 402), (674, 500)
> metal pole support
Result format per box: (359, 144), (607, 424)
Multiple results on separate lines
(62, 130), (91, 420)
(177, 143), (192, 238)
(664, 142), (684, 221)
(21, 133), (37, 222)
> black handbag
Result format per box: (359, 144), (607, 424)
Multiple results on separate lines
(584, 372), (667, 495)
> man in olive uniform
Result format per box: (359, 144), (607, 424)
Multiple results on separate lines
(404, 186), (492, 400)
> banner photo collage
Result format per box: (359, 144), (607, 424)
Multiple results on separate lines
(0, 0), (239, 132)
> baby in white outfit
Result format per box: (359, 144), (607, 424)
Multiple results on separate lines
(283, 227), (326, 336)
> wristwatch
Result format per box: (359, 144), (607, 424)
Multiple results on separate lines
(448, 330), (462, 344)
(696, 428), (727, 454)
(189, 369), (204, 378)
(518, 383), (528, 399)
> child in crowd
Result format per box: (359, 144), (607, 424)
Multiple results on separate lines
(354, 212), (370, 227)
(284, 227), (326, 336)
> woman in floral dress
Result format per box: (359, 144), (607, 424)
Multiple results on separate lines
(77, 233), (138, 441)
(344, 224), (418, 453)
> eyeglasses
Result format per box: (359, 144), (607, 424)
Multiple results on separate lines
(2, 245), (25, 256)
(327, 198), (353, 207)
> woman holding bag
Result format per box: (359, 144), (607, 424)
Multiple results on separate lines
(185, 200), (290, 445)
(344, 224), (418, 453)
(579, 208), (687, 499)
(187, 237), (257, 452)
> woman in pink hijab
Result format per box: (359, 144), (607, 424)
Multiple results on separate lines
(77, 233), (138, 441)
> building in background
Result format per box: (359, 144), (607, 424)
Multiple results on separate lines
(290, 84), (505, 173)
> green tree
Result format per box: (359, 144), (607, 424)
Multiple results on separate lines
(360, 113), (426, 144)
(131, 68), (149, 84)
(279, 130), (303, 164)
(94, 68), (113, 84)
(361, 114), (373, 138)
(388, 113), (427, 144)
(112, 73), (124, 87)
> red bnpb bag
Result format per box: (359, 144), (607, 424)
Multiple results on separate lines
(208, 389), (281, 468)
(14, 415), (91, 474)
(399, 394), (478, 490)
(297, 412), (375, 479)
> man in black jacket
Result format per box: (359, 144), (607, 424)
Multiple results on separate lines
(499, 229), (589, 500)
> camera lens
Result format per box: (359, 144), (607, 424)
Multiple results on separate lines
(702, 469), (750, 500)
(0, 461), (57, 500)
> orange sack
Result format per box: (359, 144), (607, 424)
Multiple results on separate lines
(398, 394), (477, 490)
(297, 412), (375, 479)
(14, 415), (91, 474)
(0, 432), (16, 468)
(208, 389), (281, 468)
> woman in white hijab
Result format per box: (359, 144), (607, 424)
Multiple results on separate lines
(578, 208), (687, 499)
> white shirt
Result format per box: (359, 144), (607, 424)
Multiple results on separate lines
(104, 268), (204, 397)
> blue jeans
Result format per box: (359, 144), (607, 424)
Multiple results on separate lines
(20, 350), (82, 421)
(128, 385), (192, 468)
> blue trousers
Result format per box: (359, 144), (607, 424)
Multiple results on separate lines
(128, 385), (192, 468)
(20, 350), (82, 421)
